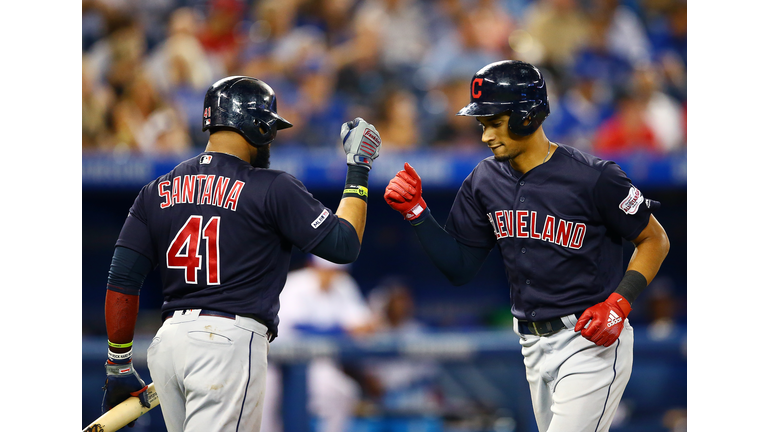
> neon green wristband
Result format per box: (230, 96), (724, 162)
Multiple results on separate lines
(108, 340), (133, 349)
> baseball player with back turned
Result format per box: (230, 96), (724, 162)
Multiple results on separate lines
(384, 60), (670, 432)
(99, 76), (382, 431)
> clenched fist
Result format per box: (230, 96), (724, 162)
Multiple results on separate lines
(384, 163), (428, 221)
(340, 117), (381, 170)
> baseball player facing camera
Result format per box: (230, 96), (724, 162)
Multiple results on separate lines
(385, 60), (670, 432)
(100, 76), (382, 431)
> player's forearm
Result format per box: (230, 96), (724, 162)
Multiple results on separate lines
(335, 164), (370, 243)
(626, 215), (670, 285)
(412, 210), (491, 285)
(336, 196), (367, 243)
(616, 216), (670, 305)
(105, 289), (140, 352)
(104, 246), (152, 358)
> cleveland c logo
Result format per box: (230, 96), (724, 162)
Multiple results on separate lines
(472, 78), (483, 98)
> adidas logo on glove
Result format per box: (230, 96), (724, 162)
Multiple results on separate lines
(607, 310), (622, 328)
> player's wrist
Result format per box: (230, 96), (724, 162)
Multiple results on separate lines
(347, 154), (373, 170)
(342, 165), (370, 203)
(613, 270), (648, 306)
(606, 292), (632, 317)
(407, 201), (430, 225)
(107, 349), (133, 365)
(107, 339), (134, 364)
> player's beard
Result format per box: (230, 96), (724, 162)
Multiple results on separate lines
(251, 145), (271, 168)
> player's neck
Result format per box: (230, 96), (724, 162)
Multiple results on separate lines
(509, 131), (554, 174)
(205, 131), (253, 162)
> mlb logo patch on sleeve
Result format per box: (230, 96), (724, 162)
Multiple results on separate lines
(311, 208), (330, 229)
(619, 186), (644, 215)
(200, 155), (213, 164)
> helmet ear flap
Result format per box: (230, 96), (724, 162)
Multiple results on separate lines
(507, 102), (550, 137)
(247, 117), (278, 147)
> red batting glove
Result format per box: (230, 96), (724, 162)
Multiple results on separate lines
(384, 163), (428, 221)
(574, 293), (632, 347)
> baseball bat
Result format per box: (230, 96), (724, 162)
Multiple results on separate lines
(83, 383), (160, 432)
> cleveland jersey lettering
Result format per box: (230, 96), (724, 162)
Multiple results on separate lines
(487, 210), (587, 249)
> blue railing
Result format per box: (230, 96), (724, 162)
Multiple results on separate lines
(82, 149), (687, 191)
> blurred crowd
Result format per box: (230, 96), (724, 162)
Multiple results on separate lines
(82, 0), (687, 157)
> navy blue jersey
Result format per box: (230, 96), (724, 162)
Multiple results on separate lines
(444, 144), (656, 321)
(115, 152), (338, 336)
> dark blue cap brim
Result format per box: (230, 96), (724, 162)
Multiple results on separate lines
(456, 102), (514, 117)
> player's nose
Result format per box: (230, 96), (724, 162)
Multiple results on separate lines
(481, 128), (496, 145)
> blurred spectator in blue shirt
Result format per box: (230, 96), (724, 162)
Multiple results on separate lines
(571, 10), (635, 91)
(291, 58), (350, 148)
(546, 57), (614, 151)
(643, 0), (687, 103)
(356, 0), (430, 85)
(419, 12), (503, 91)
(238, 0), (300, 82)
(590, 0), (653, 67)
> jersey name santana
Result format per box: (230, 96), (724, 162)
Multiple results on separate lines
(157, 174), (245, 211)
(115, 152), (338, 337)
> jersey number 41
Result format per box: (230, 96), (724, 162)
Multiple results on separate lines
(166, 215), (221, 285)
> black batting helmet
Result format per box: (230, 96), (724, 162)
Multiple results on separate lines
(203, 76), (293, 147)
(457, 60), (550, 137)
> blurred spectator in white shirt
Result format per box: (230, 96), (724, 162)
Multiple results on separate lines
(263, 256), (378, 432)
(632, 64), (685, 152)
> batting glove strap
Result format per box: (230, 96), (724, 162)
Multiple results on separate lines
(606, 292), (632, 317)
(403, 198), (428, 221)
(408, 205), (431, 226)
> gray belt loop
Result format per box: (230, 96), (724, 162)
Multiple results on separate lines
(561, 314), (579, 329)
(512, 317), (527, 341)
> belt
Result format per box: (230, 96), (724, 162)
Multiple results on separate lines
(162, 309), (275, 341)
(517, 314), (578, 337)
(163, 309), (236, 321)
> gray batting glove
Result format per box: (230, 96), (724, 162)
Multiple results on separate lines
(102, 361), (151, 415)
(340, 117), (381, 170)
